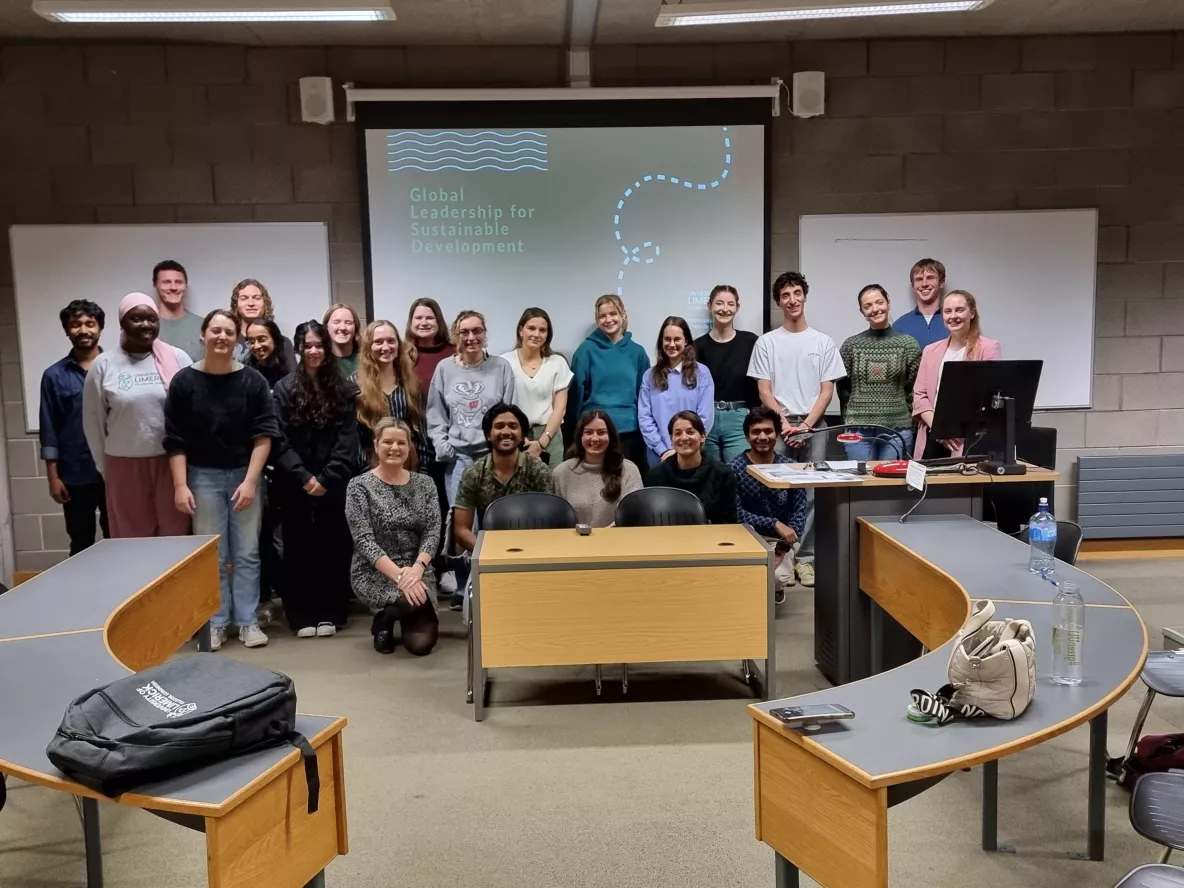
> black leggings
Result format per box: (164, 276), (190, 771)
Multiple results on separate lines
(371, 598), (439, 656)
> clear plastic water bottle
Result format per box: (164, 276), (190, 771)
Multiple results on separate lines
(1028, 497), (1057, 574)
(1051, 580), (1085, 685)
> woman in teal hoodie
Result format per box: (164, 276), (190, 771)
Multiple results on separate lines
(569, 294), (651, 469)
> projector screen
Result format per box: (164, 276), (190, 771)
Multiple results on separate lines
(361, 115), (767, 357)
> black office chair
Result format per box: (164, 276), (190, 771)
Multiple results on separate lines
(1113, 863), (1184, 886)
(614, 487), (706, 527)
(468, 493), (577, 705)
(1055, 520), (1084, 566)
(1130, 772), (1184, 864)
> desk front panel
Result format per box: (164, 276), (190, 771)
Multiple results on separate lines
(478, 564), (767, 667)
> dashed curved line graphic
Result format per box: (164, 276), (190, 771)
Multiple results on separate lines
(612, 127), (732, 296)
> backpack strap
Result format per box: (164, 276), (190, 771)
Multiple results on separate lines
(291, 733), (320, 815)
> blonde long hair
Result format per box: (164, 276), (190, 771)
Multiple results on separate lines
(356, 320), (422, 432)
(945, 289), (983, 357)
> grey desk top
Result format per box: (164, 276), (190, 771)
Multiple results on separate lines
(754, 600), (1146, 784)
(0, 633), (337, 809)
(0, 536), (215, 640)
(860, 515), (1128, 607)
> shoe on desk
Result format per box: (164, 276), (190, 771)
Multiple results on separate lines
(239, 624), (269, 648)
(795, 562), (815, 588)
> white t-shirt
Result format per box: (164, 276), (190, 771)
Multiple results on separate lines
(501, 350), (574, 427)
(747, 326), (846, 417)
(937, 345), (966, 393)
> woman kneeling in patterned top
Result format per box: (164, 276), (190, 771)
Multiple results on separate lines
(345, 417), (441, 656)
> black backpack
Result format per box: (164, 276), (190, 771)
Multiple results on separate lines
(45, 654), (318, 811)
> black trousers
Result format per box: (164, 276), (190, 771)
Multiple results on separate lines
(62, 481), (108, 556)
(281, 490), (352, 632)
(259, 487), (283, 603)
(619, 431), (648, 474)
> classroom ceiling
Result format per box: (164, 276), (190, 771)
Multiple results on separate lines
(0, 0), (1182, 45)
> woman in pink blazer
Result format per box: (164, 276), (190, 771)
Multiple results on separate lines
(911, 290), (1001, 459)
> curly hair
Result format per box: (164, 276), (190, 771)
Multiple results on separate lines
(230, 278), (275, 331)
(651, 316), (698, 391)
(286, 320), (354, 428)
(355, 320), (422, 432)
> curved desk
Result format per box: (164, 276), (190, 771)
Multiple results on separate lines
(749, 515), (1147, 888)
(0, 537), (349, 888)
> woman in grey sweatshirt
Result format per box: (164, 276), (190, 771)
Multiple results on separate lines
(426, 310), (515, 506)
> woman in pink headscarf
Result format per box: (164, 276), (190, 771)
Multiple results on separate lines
(82, 293), (194, 537)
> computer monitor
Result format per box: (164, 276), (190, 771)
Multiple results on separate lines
(930, 360), (1043, 475)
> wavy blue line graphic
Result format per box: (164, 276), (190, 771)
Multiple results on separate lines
(386, 130), (549, 176)
(612, 127), (731, 296)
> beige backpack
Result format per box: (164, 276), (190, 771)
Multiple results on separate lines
(911, 600), (1036, 724)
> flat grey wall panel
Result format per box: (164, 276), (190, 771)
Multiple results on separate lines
(1077, 454), (1184, 539)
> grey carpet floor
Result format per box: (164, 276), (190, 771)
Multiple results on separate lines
(1, 559), (1181, 888)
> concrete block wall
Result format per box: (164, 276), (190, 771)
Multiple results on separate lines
(0, 34), (1181, 568)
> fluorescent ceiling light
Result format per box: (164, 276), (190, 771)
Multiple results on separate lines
(32, 0), (394, 23)
(656, 0), (993, 26)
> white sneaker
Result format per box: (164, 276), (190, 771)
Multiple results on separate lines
(315, 622), (336, 637)
(296, 626), (317, 638)
(208, 626), (226, 652)
(795, 562), (815, 588)
(239, 624), (269, 648)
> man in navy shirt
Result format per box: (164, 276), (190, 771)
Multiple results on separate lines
(39, 299), (109, 554)
(891, 258), (949, 348)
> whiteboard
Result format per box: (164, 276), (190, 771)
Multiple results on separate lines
(10, 223), (332, 433)
(799, 210), (1098, 410)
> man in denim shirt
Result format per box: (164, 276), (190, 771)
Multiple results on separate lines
(730, 406), (807, 604)
(39, 299), (109, 554)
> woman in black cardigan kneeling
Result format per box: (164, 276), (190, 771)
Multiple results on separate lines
(644, 410), (737, 524)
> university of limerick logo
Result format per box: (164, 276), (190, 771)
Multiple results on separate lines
(137, 680), (198, 719)
(117, 371), (133, 392)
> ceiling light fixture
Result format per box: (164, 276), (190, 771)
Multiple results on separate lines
(655, 0), (993, 27)
(32, 0), (394, 23)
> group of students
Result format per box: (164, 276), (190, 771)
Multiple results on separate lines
(37, 254), (996, 656)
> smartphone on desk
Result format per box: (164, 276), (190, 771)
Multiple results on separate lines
(769, 703), (855, 728)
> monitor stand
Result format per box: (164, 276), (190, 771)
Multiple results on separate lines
(978, 394), (1027, 476)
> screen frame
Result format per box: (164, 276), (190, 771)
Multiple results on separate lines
(354, 98), (773, 337)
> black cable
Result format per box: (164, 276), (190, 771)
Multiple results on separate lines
(785, 422), (909, 462)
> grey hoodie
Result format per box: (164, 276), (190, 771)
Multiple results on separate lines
(426, 355), (516, 462)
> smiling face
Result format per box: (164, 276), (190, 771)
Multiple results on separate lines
(154, 270), (186, 310)
(369, 324), (399, 366)
(202, 312), (238, 357)
(410, 305), (439, 344)
(456, 316), (486, 357)
(246, 323), (275, 362)
(234, 284), (265, 322)
(66, 313), (101, 351)
(859, 288), (891, 329)
(912, 268), (943, 308)
(671, 418), (704, 458)
(301, 330), (326, 373)
(376, 426), (410, 470)
(581, 417), (610, 458)
(597, 302), (623, 337)
(661, 324), (687, 363)
(121, 305), (159, 352)
(326, 308), (356, 349)
(746, 418), (779, 456)
(942, 293), (974, 338)
(710, 289), (738, 327)
(777, 284), (806, 322)
(519, 316), (549, 352)
(488, 410), (524, 454)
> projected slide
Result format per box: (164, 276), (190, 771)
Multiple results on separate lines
(364, 124), (765, 356)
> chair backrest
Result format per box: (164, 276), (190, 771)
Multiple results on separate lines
(1055, 520), (1084, 566)
(482, 492), (577, 531)
(614, 487), (707, 527)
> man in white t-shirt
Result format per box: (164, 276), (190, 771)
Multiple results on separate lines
(747, 271), (846, 584)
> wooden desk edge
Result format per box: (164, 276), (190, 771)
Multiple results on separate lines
(749, 518), (1148, 790)
(746, 461), (1059, 489)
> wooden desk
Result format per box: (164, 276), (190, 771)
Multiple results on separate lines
(746, 461), (1059, 489)
(0, 537), (349, 888)
(747, 462), (1060, 684)
(471, 525), (774, 721)
(749, 517), (1147, 888)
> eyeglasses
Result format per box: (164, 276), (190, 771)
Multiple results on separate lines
(458, 328), (486, 339)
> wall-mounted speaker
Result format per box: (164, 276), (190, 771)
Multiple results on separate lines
(792, 71), (826, 119)
(299, 76), (336, 125)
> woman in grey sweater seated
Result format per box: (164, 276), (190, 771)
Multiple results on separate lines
(552, 409), (643, 527)
(345, 417), (441, 656)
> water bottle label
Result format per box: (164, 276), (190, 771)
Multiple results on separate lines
(1053, 626), (1083, 666)
(1031, 525), (1058, 543)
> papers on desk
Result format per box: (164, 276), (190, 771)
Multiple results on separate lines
(749, 464), (863, 486)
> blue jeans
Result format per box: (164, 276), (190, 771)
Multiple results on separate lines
(842, 427), (914, 462)
(705, 407), (749, 463)
(444, 453), (478, 590)
(190, 466), (263, 629)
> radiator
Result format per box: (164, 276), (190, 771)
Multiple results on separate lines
(1077, 453), (1184, 539)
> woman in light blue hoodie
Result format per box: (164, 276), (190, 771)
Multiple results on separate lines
(637, 316), (715, 467)
(569, 295), (650, 469)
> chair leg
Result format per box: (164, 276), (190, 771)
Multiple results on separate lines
(622, 664), (629, 695)
(742, 659), (753, 683)
(1124, 688), (1157, 760)
(595, 665), (602, 696)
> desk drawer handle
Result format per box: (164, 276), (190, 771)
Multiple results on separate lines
(506, 547), (524, 553)
(718, 542), (735, 547)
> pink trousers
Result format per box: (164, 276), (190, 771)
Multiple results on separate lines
(103, 455), (191, 538)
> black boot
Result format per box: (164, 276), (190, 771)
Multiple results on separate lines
(371, 608), (396, 655)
